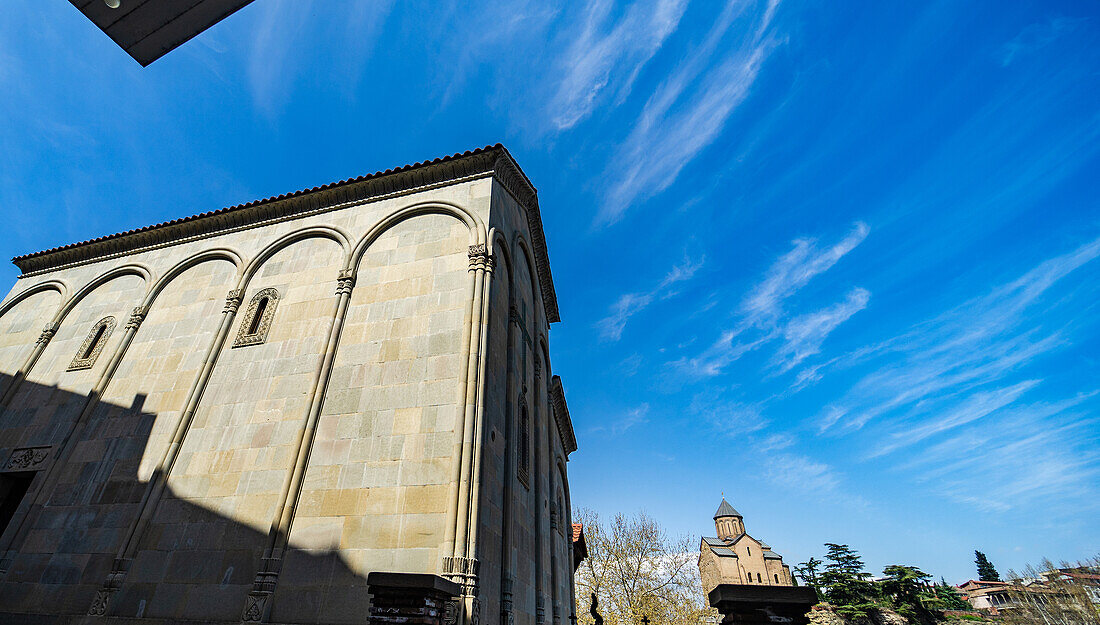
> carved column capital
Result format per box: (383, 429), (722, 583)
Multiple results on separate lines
(125, 306), (148, 331)
(468, 244), (489, 271)
(224, 289), (244, 314)
(534, 359), (541, 379)
(36, 322), (59, 344)
(241, 558), (280, 623)
(336, 270), (356, 296)
(87, 590), (111, 617)
(87, 559), (131, 617)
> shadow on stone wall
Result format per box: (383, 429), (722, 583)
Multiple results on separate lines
(0, 373), (368, 625)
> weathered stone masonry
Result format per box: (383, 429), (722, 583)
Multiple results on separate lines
(0, 145), (578, 625)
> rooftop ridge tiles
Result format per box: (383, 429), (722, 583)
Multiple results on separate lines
(12, 144), (502, 263)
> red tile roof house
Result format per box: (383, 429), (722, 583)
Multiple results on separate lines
(958, 580), (1015, 614)
(572, 524), (588, 572)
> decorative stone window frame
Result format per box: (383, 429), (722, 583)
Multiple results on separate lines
(68, 316), (116, 371)
(234, 288), (280, 348)
(517, 397), (531, 488)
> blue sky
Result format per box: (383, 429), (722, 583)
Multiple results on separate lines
(2, 1), (1098, 583)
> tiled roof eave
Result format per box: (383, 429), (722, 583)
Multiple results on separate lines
(12, 144), (560, 323)
(550, 375), (577, 455)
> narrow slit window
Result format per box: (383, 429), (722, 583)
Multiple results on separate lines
(517, 401), (530, 487)
(82, 325), (106, 359)
(234, 288), (280, 347)
(68, 316), (116, 371)
(556, 492), (565, 533)
(248, 298), (268, 335)
(775, 574), (780, 583)
(757, 573), (762, 583)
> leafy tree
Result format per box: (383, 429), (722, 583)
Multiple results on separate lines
(794, 557), (823, 601)
(881, 565), (937, 621)
(573, 509), (712, 625)
(1001, 556), (1100, 625)
(934, 579), (970, 611)
(974, 550), (1001, 582)
(819, 544), (877, 618)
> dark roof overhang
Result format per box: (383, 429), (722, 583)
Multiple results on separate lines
(70, 0), (256, 66)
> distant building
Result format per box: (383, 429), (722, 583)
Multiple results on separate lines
(698, 498), (794, 592)
(958, 580), (1015, 613)
(1044, 569), (1100, 605)
(571, 524), (588, 572)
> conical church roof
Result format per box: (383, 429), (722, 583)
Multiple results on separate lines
(713, 497), (742, 519)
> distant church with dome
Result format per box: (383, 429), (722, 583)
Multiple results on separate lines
(698, 498), (795, 592)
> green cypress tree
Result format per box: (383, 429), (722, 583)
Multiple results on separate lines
(819, 544), (877, 618)
(794, 557), (823, 600)
(935, 580), (970, 611)
(881, 565), (936, 621)
(974, 551), (1001, 582)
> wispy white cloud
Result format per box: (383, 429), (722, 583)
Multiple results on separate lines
(549, 0), (688, 130)
(871, 379), (1041, 458)
(815, 236), (1100, 434)
(593, 403), (651, 436)
(999, 16), (1081, 67)
(765, 452), (840, 493)
(673, 222), (869, 377)
(759, 451), (869, 509)
(690, 392), (770, 436)
(598, 255), (704, 340)
(619, 353), (644, 377)
(597, 0), (784, 225)
(758, 432), (796, 452)
(247, 1), (394, 115)
(772, 288), (870, 373)
(743, 223), (869, 326)
(247, 0), (310, 115)
(899, 395), (1100, 513)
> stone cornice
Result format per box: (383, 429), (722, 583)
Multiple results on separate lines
(550, 375), (577, 457)
(490, 151), (559, 323)
(12, 145), (560, 323)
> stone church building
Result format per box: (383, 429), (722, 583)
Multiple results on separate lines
(0, 145), (578, 625)
(699, 498), (794, 592)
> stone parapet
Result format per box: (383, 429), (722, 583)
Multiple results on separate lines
(708, 584), (818, 625)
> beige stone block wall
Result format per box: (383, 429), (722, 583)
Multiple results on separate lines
(0, 163), (574, 625)
(273, 213), (469, 624)
(112, 236), (345, 622)
(0, 289), (59, 381)
(764, 557), (784, 585)
(0, 273), (147, 614)
(1, 274), (146, 455)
